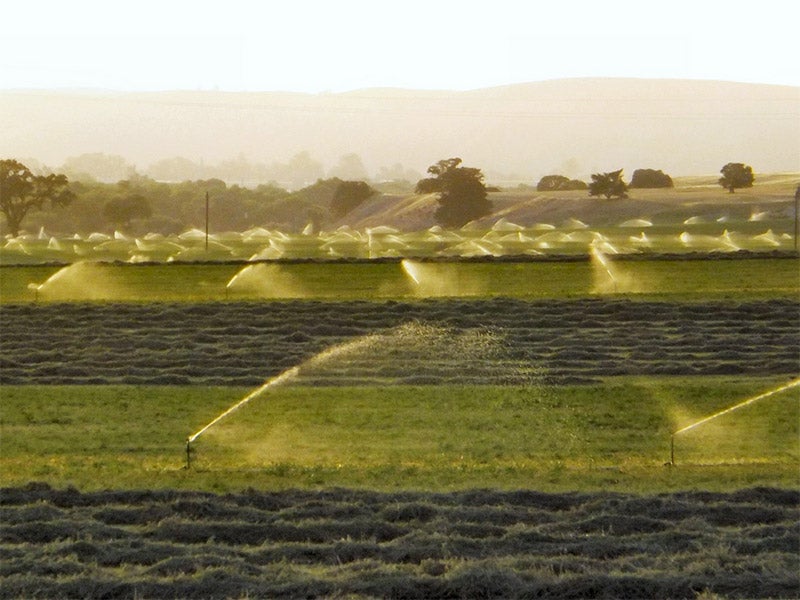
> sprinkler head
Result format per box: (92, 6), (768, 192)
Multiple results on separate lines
(669, 434), (675, 466)
(185, 439), (193, 470)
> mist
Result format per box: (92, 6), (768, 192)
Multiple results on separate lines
(2, 78), (797, 185)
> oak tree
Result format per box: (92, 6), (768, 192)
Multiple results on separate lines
(103, 194), (152, 230)
(0, 159), (75, 237)
(416, 158), (491, 228)
(536, 174), (587, 191)
(718, 162), (754, 193)
(588, 169), (628, 199)
(630, 168), (673, 188)
(330, 180), (375, 219)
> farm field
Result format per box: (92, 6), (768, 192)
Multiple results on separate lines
(1, 377), (798, 492)
(1, 483), (798, 599)
(1, 221), (795, 265)
(1, 89), (797, 597)
(1, 298), (798, 386)
(1, 253), (799, 302)
(2, 297), (798, 490)
(2, 174), (797, 265)
(2, 374), (799, 598)
(1, 253), (799, 597)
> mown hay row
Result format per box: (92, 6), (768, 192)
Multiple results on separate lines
(1, 484), (797, 599)
(1, 299), (798, 385)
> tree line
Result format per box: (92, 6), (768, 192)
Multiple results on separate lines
(0, 160), (383, 237)
(1, 158), (756, 237)
(26, 151), (419, 191)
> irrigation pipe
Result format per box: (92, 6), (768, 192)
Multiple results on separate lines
(669, 378), (800, 465)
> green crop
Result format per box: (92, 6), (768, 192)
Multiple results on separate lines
(2, 377), (797, 493)
(1, 256), (798, 303)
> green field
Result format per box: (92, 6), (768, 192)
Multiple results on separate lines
(2, 128), (798, 600)
(1, 255), (798, 302)
(2, 377), (797, 493)
(2, 252), (799, 598)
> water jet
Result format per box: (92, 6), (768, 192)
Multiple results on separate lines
(401, 259), (485, 296)
(183, 322), (530, 468)
(669, 378), (800, 465)
(28, 261), (126, 301)
(225, 263), (305, 299)
(589, 241), (618, 294)
(185, 366), (301, 468)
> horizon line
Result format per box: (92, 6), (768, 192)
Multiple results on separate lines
(2, 76), (799, 96)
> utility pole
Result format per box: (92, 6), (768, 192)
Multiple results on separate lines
(794, 185), (799, 252)
(205, 191), (209, 252)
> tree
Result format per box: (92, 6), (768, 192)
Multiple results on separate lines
(630, 168), (673, 188)
(146, 156), (206, 182)
(330, 180), (375, 219)
(536, 174), (587, 192)
(416, 158), (492, 228)
(588, 169), (628, 199)
(279, 151), (325, 190)
(103, 194), (152, 230)
(719, 162), (754, 193)
(0, 159), (75, 237)
(62, 153), (136, 183)
(328, 153), (368, 180)
(378, 163), (421, 183)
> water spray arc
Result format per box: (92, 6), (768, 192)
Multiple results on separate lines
(26, 262), (125, 302)
(183, 331), (387, 468)
(182, 322), (514, 469)
(589, 241), (618, 294)
(401, 259), (421, 285)
(185, 367), (300, 468)
(669, 378), (800, 465)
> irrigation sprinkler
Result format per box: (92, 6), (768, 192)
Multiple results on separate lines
(794, 184), (799, 252)
(589, 243), (618, 293)
(184, 366), (301, 469)
(669, 434), (676, 466)
(205, 191), (210, 252)
(669, 378), (800, 465)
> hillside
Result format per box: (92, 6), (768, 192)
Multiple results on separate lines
(338, 174), (799, 232)
(1, 79), (798, 184)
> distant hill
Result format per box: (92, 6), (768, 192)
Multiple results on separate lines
(334, 174), (798, 232)
(1, 79), (798, 184)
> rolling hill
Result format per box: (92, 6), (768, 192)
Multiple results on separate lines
(1, 78), (798, 185)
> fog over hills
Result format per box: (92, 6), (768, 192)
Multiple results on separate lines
(1, 78), (798, 184)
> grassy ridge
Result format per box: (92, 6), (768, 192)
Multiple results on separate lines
(1, 255), (798, 302)
(1, 377), (797, 493)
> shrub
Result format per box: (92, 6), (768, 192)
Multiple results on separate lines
(588, 169), (628, 199)
(536, 175), (588, 191)
(330, 180), (375, 219)
(630, 168), (674, 188)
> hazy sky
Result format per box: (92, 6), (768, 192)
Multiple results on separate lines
(2, 0), (798, 92)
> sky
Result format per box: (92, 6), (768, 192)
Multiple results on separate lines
(1, 0), (798, 93)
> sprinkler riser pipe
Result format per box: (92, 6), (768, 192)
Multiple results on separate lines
(670, 434), (675, 465)
(669, 378), (800, 466)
